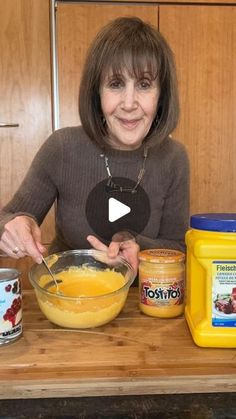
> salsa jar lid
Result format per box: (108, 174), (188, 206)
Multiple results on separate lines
(190, 213), (236, 232)
(138, 249), (185, 263)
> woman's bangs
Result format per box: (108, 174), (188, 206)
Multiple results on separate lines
(103, 47), (159, 80)
(131, 52), (159, 80)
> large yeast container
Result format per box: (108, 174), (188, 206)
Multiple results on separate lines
(185, 213), (236, 348)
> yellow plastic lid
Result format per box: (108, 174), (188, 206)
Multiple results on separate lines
(138, 249), (185, 263)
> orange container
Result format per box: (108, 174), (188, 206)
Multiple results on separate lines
(138, 249), (185, 318)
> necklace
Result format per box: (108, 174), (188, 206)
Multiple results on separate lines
(102, 145), (148, 194)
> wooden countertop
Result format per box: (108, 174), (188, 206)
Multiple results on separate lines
(0, 288), (235, 400)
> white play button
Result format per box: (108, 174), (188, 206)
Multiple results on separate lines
(108, 197), (131, 222)
(86, 177), (150, 240)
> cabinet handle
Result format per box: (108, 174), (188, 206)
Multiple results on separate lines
(0, 123), (19, 127)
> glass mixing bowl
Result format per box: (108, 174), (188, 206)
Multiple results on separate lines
(29, 249), (135, 328)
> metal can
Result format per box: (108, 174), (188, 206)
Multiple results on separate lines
(0, 268), (22, 345)
(138, 249), (185, 318)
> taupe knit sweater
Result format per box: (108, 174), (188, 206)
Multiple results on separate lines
(0, 126), (189, 252)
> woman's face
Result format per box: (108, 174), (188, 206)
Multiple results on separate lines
(100, 70), (160, 150)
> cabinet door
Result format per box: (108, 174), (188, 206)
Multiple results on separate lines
(57, 3), (158, 128)
(0, 0), (54, 243)
(159, 6), (236, 213)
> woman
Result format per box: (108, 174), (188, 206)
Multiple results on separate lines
(0, 17), (189, 273)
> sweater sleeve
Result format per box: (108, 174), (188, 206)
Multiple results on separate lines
(0, 131), (63, 237)
(135, 142), (190, 253)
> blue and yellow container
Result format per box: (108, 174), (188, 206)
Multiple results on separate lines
(185, 213), (236, 348)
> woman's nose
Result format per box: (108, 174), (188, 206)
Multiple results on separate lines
(121, 85), (138, 110)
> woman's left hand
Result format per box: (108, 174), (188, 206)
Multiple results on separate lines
(87, 232), (140, 275)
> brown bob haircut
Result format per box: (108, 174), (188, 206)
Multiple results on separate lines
(79, 16), (179, 149)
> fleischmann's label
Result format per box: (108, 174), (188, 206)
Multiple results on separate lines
(212, 261), (236, 327)
(140, 277), (184, 307)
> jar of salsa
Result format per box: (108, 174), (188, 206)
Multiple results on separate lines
(138, 249), (185, 318)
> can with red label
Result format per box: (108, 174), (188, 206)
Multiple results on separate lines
(0, 268), (22, 345)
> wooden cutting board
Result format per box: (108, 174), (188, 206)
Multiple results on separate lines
(0, 289), (235, 400)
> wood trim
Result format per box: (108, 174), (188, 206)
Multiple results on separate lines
(58, 1), (236, 5)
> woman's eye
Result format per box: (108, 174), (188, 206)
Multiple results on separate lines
(109, 80), (123, 89)
(138, 79), (151, 89)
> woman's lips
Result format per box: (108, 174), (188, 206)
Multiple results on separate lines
(118, 118), (141, 129)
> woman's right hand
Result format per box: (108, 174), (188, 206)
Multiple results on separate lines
(0, 215), (45, 263)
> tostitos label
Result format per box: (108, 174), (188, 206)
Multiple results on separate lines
(140, 276), (184, 308)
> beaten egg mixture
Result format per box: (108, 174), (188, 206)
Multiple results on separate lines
(36, 267), (127, 328)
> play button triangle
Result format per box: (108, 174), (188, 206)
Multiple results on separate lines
(108, 197), (131, 223)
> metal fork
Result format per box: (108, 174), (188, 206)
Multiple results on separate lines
(41, 256), (62, 295)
